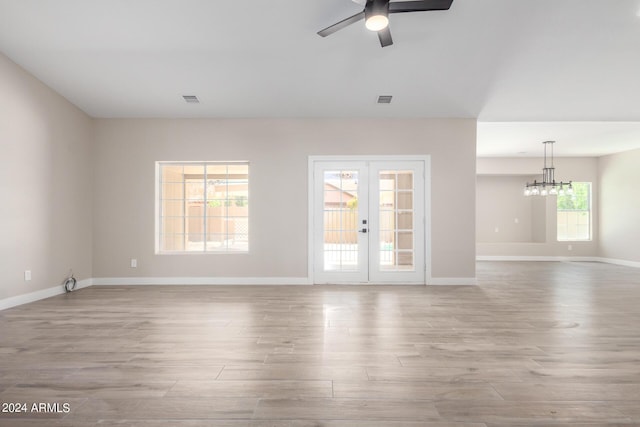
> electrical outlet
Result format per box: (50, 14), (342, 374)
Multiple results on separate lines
(24, 270), (31, 281)
(494, 227), (499, 233)
(567, 245), (573, 251)
(130, 259), (137, 268)
(514, 218), (519, 224)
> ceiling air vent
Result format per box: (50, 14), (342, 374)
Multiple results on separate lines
(377, 95), (392, 104)
(182, 95), (200, 103)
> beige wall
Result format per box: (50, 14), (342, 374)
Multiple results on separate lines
(93, 118), (477, 280)
(477, 175), (542, 243)
(476, 157), (599, 257)
(599, 148), (640, 263)
(0, 53), (93, 299)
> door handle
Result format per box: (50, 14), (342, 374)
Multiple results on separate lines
(359, 228), (368, 233)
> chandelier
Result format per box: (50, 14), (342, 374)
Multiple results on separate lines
(524, 141), (573, 197)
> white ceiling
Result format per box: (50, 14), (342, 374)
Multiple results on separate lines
(1, 0), (640, 156)
(477, 121), (640, 157)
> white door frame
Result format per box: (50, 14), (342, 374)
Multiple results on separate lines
(308, 155), (431, 285)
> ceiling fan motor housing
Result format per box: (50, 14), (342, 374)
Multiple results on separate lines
(365, 0), (390, 21)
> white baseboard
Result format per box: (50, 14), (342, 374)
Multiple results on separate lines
(476, 255), (584, 262)
(72, 276), (484, 286)
(428, 277), (478, 286)
(0, 279), (92, 311)
(598, 257), (640, 269)
(92, 276), (312, 286)
(477, 255), (640, 268)
(563, 256), (604, 262)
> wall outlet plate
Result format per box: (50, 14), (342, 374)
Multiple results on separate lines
(130, 259), (137, 268)
(24, 270), (32, 281)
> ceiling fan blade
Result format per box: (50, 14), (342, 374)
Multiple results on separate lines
(389, 0), (453, 13)
(378, 26), (393, 47)
(317, 11), (366, 37)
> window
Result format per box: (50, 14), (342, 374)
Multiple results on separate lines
(157, 162), (249, 253)
(557, 182), (591, 241)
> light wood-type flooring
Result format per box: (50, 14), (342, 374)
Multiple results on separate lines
(1, 261), (640, 426)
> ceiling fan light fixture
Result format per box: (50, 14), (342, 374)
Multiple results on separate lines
(365, 14), (389, 31)
(317, 0), (453, 47)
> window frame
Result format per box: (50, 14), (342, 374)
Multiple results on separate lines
(556, 181), (592, 242)
(155, 161), (250, 254)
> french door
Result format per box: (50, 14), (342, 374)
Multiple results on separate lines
(312, 159), (426, 284)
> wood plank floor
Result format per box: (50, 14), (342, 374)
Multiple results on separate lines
(1, 261), (640, 426)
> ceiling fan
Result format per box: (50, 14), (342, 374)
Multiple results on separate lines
(318, 0), (454, 47)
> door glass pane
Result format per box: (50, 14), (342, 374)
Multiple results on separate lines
(378, 170), (415, 271)
(323, 170), (359, 271)
(397, 171), (413, 190)
(396, 251), (414, 270)
(397, 211), (413, 230)
(397, 192), (413, 209)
